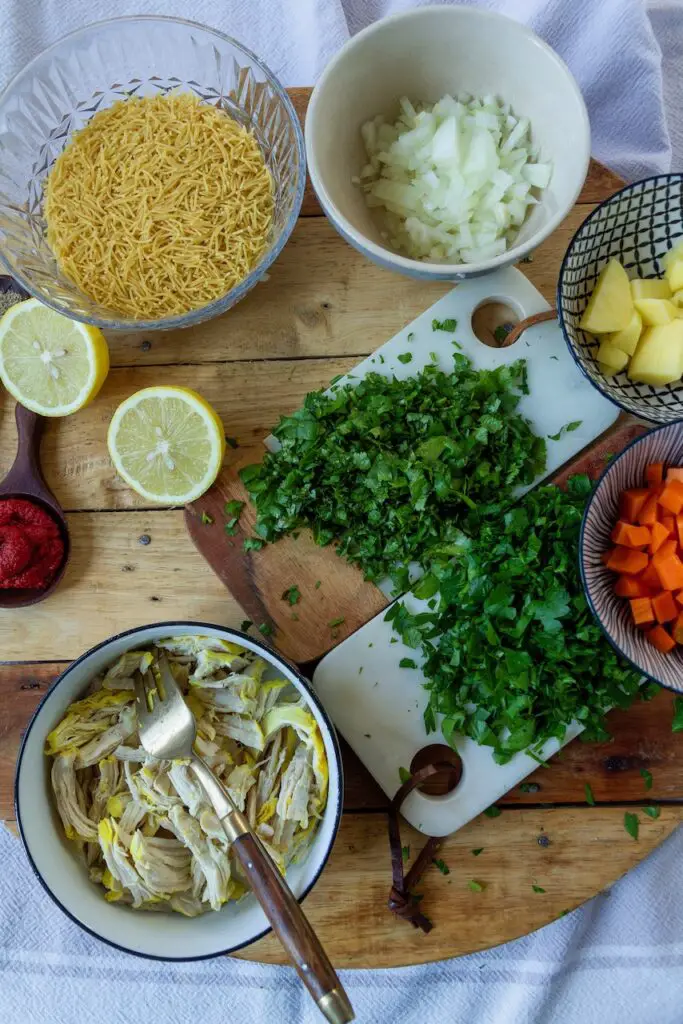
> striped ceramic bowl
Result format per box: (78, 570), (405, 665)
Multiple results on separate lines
(580, 421), (683, 691)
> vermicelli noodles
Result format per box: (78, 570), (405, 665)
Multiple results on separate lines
(44, 93), (274, 320)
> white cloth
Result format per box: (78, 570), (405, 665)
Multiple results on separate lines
(1, 2), (682, 1022)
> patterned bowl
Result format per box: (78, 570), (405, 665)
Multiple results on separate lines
(0, 16), (305, 331)
(559, 174), (683, 424)
(580, 421), (683, 691)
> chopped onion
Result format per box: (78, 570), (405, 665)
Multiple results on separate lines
(358, 94), (551, 264)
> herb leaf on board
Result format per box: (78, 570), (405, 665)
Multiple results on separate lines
(624, 812), (639, 840)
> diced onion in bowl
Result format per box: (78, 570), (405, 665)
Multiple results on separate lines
(358, 94), (551, 264)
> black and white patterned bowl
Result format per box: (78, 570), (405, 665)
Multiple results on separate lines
(559, 175), (683, 424)
(580, 422), (683, 691)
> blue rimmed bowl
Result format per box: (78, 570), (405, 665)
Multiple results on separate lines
(580, 421), (683, 691)
(559, 174), (683, 424)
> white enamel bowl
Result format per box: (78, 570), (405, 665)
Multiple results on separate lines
(305, 4), (590, 281)
(14, 621), (343, 960)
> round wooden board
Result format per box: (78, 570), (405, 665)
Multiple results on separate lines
(1, 88), (681, 969)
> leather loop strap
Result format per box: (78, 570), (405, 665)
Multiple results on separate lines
(387, 762), (457, 933)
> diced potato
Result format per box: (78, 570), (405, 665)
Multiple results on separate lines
(633, 298), (679, 326)
(630, 278), (672, 300)
(666, 259), (683, 293)
(596, 341), (629, 374)
(608, 309), (642, 355)
(672, 289), (683, 308)
(579, 259), (633, 334)
(628, 321), (683, 386)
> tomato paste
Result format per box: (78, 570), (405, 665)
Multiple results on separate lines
(0, 498), (64, 589)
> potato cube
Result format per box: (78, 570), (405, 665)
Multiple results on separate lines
(631, 278), (672, 300)
(597, 342), (629, 374)
(580, 259), (633, 334)
(628, 321), (683, 386)
(633, 298), (679, 326)
(608, 309), (642, 355)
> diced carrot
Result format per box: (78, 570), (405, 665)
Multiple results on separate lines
(606, 546), (649, 574)
(640, 561), (663, 590)
(660, 513), (676, 537)
(611, 521), (651, 548)
(652, 591), (679, 623)
(653, 538), (678, 563)
(620, 488), (649, 522)
(659, 479), (683, 515)
(654, 553), (683, 591)
(667, 468), (683, 483)
(675, 589), (683, 606)
(646, 625), (676, 653)
(615, 576), (653, 598)
(646, 463), (664, 486)
(638, 491), (661, 525)
(674, 612), (683, 644)
(631, 597), (655, 626)
(650, 520), (671, 554)
(677, 516), (683, 549)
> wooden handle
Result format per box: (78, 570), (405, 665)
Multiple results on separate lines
(231, 831), (354, 1023)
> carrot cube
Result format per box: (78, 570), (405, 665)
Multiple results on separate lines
(631, 597), (655, 626)
(606, 547), (649, 574)
(652, 591), (679, 623)
(646, 463), (664, 486)
(674, 612), (683, 644)
(667, 468), (683, 483)
(640, 561), (663, 590)
(675, 589), (683, 606)
(659, 480), (683, 515)
(615, 576), (653, 598)
(660, 513), (676, 537)
(654, 553), (683, 591)
(611, 521), (651, 548)
(647, 625), (676, 653)
(650, 520), (671, 554)
(620, 488), (649, 522)
(653, 538), (678, 563)
(638, 491), (661, 525)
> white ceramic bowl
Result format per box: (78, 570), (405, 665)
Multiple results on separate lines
(306, 4), (590, 280)
(15, 621), (343, 961)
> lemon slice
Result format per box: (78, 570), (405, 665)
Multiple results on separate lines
(0, 298), (109, 416)
(108, 386), (225, 504)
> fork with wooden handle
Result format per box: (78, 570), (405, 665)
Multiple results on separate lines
(133, 655), (354, 1024)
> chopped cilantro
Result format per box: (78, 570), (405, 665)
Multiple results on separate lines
(200, 511), (214, 525)
(471, 848), (484, 856)
(643, 805), (660, 819)
(258, 622), (274, 637)
(399, 658), (417, 669)
(397, 352), (413, 364)
(225, 518), (239, 536)
(493, 323), (514, 344)
(548, 421), (583, 442)
(433, 858), (450, 876)
(243, 537), (264, 552)
(240, 619), (253, 631)
(315, 580), (322, 589)
(225, 500), (245, 519)
(282, 585), (301, 605)
(640, 768), (653, 790)
(520, 782), (540, 793)
(624, 812), (639, 840)
(398, 766), (411, 784)
(584, 783), (595, 806)
(532, 884), (546, 893)
(432, 318), (457, 332)
(468, 879), (485, 892)
(402, 845), (410, 862)
(483, 805), (501, 818)
(328, 616), (345, 628)
(407, 332), (415, 342)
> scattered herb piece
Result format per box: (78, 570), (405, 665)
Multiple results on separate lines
(547, 420), (583, 442)
(432, 318), (457, 332)
(282, 584), (301, 606)
(397, 352), (413, 364)
(258, 622), (274, 637)
(315, 580), (322, 589)
(225, 500), (245, 520)
(225, 436), (239, 449)
(399, 658), (418, 669)
(240, 619), (253, 631)
(243, 537), (264, 552)
(225, 518), (239, 536)
(673, 697), (683, 732)
(493, 323), (513, 344)
(407, 333), (415, 342)
(483, 805), (501, 818)
(452, 340), (463, 351)
(200, 511), (214, 525)
(532, 884), (546, 894)
(402, 845), (410, 862)
(398, 766), (411, 784)
(604, 452), (615, 463)
(643, 805), (660, 819)
(471, 848), (484, 856)
(624, 812), (639, 840)
(358, 666), (363, 675)
(519, 782), (540, 793)
(584, 783), (595, 806)
(328, 616), (345, 628)
(433, 858), (450, 876)
(378, 354), (385, 364)
(549, 355), (559, 361)
(364, 733), (371, 738)
(640, 768), (653, 791)
(468, 880), (485, 892)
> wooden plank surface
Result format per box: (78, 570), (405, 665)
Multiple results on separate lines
(3, 87), (675, 970)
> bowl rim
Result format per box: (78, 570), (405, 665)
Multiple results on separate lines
(305, 3), (590, 277)
(578, 419), (683, 691)
(14, 619), (344, 961)
(557, 172), (683, 424)
(0, 14), (306, 332)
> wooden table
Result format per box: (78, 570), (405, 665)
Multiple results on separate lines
(1, 88), (682, 969)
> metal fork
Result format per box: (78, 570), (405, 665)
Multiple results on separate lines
(134, 655), (353, 1024)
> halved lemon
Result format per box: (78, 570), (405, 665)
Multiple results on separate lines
(0, 299), (109, 416)
(108, 386), (225, 504)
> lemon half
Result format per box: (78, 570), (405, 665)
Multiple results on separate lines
(0, 298), (109, 416)
(108, 386), (225, 504)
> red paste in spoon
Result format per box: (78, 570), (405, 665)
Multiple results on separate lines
(0, 498), (64, 589)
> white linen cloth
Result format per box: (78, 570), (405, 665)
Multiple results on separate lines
(1, 1), (682, 1022)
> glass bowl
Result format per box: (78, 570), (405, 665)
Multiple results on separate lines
(0, 16), (305, 331)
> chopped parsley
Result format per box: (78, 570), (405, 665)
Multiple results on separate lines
(433, 858), (450, 876)
(640, 768), (653, 791)
(493, 323), (514, 344)
(624, 812), (639, 840)
(282, 585), (301, 606)
(548, 421), (582, 442)
(402, 845), (410, 862)
(584, 783), (595, 806)
(397, 352), (413, 364)
(258, 622), (274, 637)
(243, 537), (264, 552)
(225, 500), (245, 520)
(519, 782), (540, 793)
(225, 519), (239, 536)
(471, 848), (484, 856)
(328, 616), (345, 628)
(399, 658), (417, 669)
(468, 880), (485, 892)
(398, 766), (411, 784)
(432, 318), (457, 332)
(643, 805), (660, 819)
(200, 511), (214, 525)
(483, 805), (501, 818)
(315, 580), (322, 589)
(532, 884), (546, 894)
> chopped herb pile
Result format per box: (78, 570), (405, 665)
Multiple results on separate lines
(240, 358), (546, 593)
(387, 476), (643, 764)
